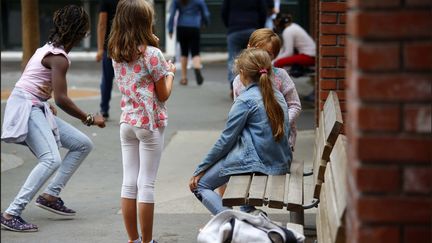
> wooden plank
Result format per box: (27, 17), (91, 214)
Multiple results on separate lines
(267, 175), (286, 209)
(283, 173), (291, 207)
(330, 135), (348, 221)
(286, 222), (304, 236)
(317, 186), (332, 243)
(330, 135), (348, 243)
(313, 181), (322, 199)
(222, 175), (252, 207)
(286, 159), (304, 211)
(323, 91), (343, 147)
(248, 174), (267, 206)
(324, 164), (341, 243)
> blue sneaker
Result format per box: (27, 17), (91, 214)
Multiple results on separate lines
(35, 195), (76, 216)
(1, 213), (38, 232)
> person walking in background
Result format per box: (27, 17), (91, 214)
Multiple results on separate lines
(168, 0), (210, 86)
(273, 12), (316, 71)
(108, 0), (176, 242)
(189, 48), (292, 216)
(1, 5), (105, 232)
(221, 0), (267, 98)
(96, 0), (118, 120)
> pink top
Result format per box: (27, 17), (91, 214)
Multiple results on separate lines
(15, 43), (70, 100)
(232, 67), (302, 148)
(113, 46), (170, 130)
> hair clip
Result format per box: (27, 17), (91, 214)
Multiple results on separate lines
(259, 69), (268, 74)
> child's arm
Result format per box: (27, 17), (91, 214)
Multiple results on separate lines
(232, 75), (245, 100)
(279, 70), (301, 125)
(43, 54), (105, 127)
(155, 60), (176, 102)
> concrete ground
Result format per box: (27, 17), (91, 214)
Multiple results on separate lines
(1, 55), (317, 243)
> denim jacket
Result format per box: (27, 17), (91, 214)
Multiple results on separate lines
(193, 84), (292, 177)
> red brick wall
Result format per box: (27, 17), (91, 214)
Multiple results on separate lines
(316, 0), (347, 125)
(345, 0), (432, 242)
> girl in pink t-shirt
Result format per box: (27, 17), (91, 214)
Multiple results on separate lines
(1, 5), (105, 233)
(108, 1), (176, 243)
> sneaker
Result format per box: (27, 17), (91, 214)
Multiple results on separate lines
(35, 195), (76, 216)
(194, 68), (204, 85)
(1, 213), (38, 232)
(128, 236), (141, 243)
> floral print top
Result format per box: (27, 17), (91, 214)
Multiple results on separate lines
(113, 46), (169, 130)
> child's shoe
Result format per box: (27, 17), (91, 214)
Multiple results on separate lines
(1, 213), (38, 232)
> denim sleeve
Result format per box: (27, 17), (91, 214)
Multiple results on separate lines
(200, 0), (211, 26)
(167, 0), (177, 34)
(193, 100), (249, 176)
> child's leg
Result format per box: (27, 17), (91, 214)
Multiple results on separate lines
(217, 184), (227, 196)
(274, 54), (315, 68)
(194, 162), (230, 215)
(120, 123), (140, 241)
(136, 127), (165, 243)
(5, 107), (62, 217)
(43, 116), (93, 198)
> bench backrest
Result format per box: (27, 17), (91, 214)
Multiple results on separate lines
(316, 135), (347, 243)
(313, 91), (343, 198)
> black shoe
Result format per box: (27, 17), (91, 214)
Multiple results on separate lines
(194, 68), (204, 85)
(100, 111), (109, 119)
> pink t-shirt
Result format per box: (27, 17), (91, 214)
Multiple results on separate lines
(113, 46), (170, 130)
(15, 43), (70, 100)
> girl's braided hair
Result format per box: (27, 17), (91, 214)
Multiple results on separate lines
(48, 5), (89, 48)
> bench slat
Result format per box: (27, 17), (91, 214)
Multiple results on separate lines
(286, 159), (304, 211)
(222, 175), (252, 207)
(317, 186), (332, 243)
(323, 91), (343, 147)
(330, 135), (348, 220)
(267, 175), (286, 209)
(248, 174), (268, 206)
(324, 163), (341, 242)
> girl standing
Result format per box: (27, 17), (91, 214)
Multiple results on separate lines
(1, 5), (105, 232)
(108, 0), (176, 242)
(189, 48), (292, 216)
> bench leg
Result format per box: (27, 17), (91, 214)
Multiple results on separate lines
(290, 209), (304, 225)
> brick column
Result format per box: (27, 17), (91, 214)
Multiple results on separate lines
(316, 0), (347, 125)
(346, 1), (432, 242)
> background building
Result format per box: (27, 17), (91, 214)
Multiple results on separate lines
(1, 0), (312, 53)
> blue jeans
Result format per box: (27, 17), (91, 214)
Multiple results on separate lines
(99, 51), (114, 114)
(193, 162), (256, 215)
(226, 28), (256, 87)
(193, 161), (230, 215)
(5, 107), (93, 216)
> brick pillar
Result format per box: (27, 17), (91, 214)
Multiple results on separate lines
(346, 1), (432, 242)
(316, 0), (347, 126)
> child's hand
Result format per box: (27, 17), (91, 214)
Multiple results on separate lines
(93, 114), (106, 128)
(189, 171), (205, 192)
(167, 60), (176, 73)
(49, 103), (57, 116)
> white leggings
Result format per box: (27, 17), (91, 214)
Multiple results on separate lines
(120, 123), (165, 203)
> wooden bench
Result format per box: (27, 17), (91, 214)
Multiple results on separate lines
(222, 91), (344, 234)
(316, 135), (347, 243)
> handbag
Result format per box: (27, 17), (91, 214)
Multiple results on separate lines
(197, 209), (305, 243)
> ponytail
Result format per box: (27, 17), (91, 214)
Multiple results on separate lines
(235, 48), (285, 142)
(258, 68), (285, 142)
